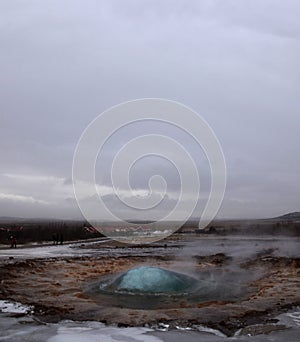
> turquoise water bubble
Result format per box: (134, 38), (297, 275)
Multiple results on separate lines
(105, 266), (198, 294)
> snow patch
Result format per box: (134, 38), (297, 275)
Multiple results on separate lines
(0, 300), (33, 314)
(195, 325), (226, 337)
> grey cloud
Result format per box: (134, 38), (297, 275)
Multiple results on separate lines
(0, 0), (299, 219)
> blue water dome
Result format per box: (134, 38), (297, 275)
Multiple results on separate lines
(106, 266), (198, 294)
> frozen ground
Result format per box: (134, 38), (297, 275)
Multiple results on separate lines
(0, 238), (110, 259)
(1, 235), (299, 260)
(0, 302), (299, 342)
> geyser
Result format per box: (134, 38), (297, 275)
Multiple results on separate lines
(104, 266), (198, 294)
(86, 265), (254, 310)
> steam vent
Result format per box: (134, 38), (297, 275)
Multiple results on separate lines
(104, 266), (198, 294)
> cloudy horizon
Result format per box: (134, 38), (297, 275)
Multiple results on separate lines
(1, 0), (300, 221)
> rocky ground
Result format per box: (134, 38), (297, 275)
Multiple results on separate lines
(0, 236), (299, 337)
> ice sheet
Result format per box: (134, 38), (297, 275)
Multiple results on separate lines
(47, 321), (162, 342)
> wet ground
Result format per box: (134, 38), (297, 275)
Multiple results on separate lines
(0, 234), (299, 340)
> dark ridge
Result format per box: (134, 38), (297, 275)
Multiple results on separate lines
(275, 212), (300, 221)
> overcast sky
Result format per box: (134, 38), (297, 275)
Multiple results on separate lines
(0, 0), (300, 220)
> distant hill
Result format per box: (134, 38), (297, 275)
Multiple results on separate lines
(0, 217), (83, 223)
(0, 216), (27, 222)
(275, 212), (300, 221)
